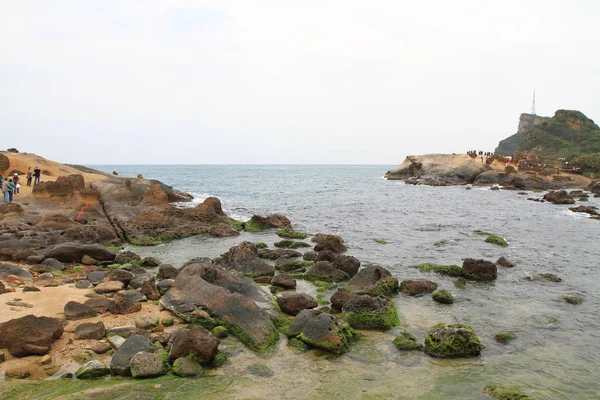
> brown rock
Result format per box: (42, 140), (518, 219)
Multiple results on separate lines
(140, 279), (160, 300)
(277, 292), (318, 316)
(94, 280), (125, 294)
(169, 325), (220, 363)
(496, 256), (515, 268)
(462, 258), (497, 281)
(81, 255), (97, 265)
(399, 280), (438, 295)
(0, 315), (64, 357)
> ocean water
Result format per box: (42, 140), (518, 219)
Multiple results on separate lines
(93, 164), (600, 399)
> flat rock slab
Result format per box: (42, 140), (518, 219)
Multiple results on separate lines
(94, 281), (124, 294)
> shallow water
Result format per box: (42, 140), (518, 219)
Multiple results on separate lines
(89, 164), (600, 399)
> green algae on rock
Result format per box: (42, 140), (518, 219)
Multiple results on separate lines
(254, 242), (268, 249)
(424, 323), (483, 358)
(393, 331), (424, 351)
(563, 295), (584, 305)
(475, 230), (508, 247)
(211, 326), (228, 339)
(432, 290), (454, 304)
(410, 263), (463, 277)
(277, 228), (309, 239)
(274, 239), (311, 249)
(341, 295), (400, 330)
(433, 240), (448, 247)
(454, 277), (467, 289)
(247, 364), (274, 378)
(400, 279), (438, 295)
(484, 384), (534, 400)
(495, 332), (516, 344)
(374, 239), (388, 244)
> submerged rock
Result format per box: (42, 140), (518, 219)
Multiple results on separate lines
(496, 256), (514, 268)
(543, 190), (575, 204)
(423, 323), (482, 358)
(288, 309), (359, 354)
(341, 295), (400, 330)
(432, 290), (454, 304)
(400, 280), (438, 295)
(393, 332), (423, 351)
(461, 258), (497, 281)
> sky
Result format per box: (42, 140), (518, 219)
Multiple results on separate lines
(1, 0), (599, 165)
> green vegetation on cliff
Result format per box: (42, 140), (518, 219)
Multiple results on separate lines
(519, 110), (600, 160)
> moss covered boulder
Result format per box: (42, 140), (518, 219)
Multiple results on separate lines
(303, 261), (350, 282)
(274, 240), (311, 249)
(213, 241), (275, 278)
(400, 280), (438, 296)
(341, 295), (400, 330)
(288, 309), (359, 354)
(461, 258), (497, 281)
(345, 264), (399, 296)
(275, 257), (312, 272)
(393, 331), (423, 351)
(432, 290), (454, 304)
(424, 323), (482, 358)
(172, 357), (204, 377)
(484, 384), (533, 400)
(409, 263), (462, 277)
(277, 228), (309, 239)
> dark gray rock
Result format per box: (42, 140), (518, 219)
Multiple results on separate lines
(75, 322), (106, 340)
(75, 280), (92, 289)
(87, 271), (107, 285)
(43, 242), (116, 263)
(0, 263), (33, 279)
(157, 264), (179, 280)
(114, 251), (141, 264)
(41, 258), (64, 271)
(110, 334), (154, 376)
(64, 301), (98, 320)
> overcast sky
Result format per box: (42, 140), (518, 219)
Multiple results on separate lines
(1, 1), (599, 165)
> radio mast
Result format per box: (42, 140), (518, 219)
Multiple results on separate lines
(531, 89), (536, 115)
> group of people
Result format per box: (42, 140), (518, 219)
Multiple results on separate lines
(1, 165), (41, 203)
(467, 150), (495, 158)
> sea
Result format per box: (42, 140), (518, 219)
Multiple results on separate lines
(91, 164), (600, 400)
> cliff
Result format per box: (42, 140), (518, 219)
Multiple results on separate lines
(519, 110), (600, 159)
(495, 113), (548, 156)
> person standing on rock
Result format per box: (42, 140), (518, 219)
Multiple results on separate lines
(7, 178), (15, 202)
(1, 177), (9, 203)
(26, 167), (33, 186)
(13, 173), (20, 195)
(33, 165), (41, 185)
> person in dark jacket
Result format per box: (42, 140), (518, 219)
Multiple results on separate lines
(33, 165), (41, 185)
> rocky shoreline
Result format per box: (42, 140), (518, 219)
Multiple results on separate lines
(0, 151), (583, 399)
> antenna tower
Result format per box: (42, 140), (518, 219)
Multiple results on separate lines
(531, 89), (536, 115)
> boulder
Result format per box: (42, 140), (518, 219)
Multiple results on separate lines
(64, 301), (98, 320)
(87, 270), (106, 285)
(160, 263), (279, 352)
(257, 249), (302, 260)
(462, 258), (497, 281)
(543, 190), (575, 204)
(157, 264), (179, 280)
(130, 352), (167, 378)
(76, 360), (110, 379)
(156, 279), (174, 295)
(0, 263), (33, 279)
(75, 322), (106, 340)
(103, 269), (134, 287)
(330, 290), (358, 311)
(214, 241), (275, 278)
(277, 292), (318, 316)
(455, 159), (487, 182)
(140, 278), (160, 300)
(393, 331), (423, 351)
(288, 309), (359, 354)
(341, 295), (400, 330)
(432, 290), (454, 304)
(314, 237), (347, 253)
(0, 315), (63, 357)
(172, 357), (203, 377)
(38, 258), (64, 272)
(496, 256), (515, 268)
(169, 325), (220, 363)
(108, 291), (144, 314)
(43, 243), (116, 263)
(332, 255), (360, 278)
(304, 261), (350, 282)
(84, 297), (115, 314)
(115, 251), (141, 265)
(346, 264), (399, 296)
(81, 255), (97, 265)
(139, 257), (161, 268)
(275, 256), (310, 272)
(400, 280), (438, 295)
(423, 323), (482, 358)
(94, 280), (124, 294)
(135, 315), (159, 330)
(110, 334), (154, 376)
(246, 214), (291, 231)
(271, 274), (296, 290)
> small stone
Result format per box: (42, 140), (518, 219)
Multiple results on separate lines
(94, 280), (124, 294)
(23, 286), (41, 292)
(6, 301), (33, 308)
(496, 256), (514, 268)
(107, 335), (126, 349)
(161, 318), (174, 327)
(90, 341), (113, 354)
(135, 315), (159, 330)
(81, 255), (98, 266)
(75, 280), (92, 289)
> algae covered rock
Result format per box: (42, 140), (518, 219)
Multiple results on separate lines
(303, 261), (350, 283)
(393, 331), (423, 351)
(247, 363), (274, 377)
(495, 332), (516, 344)
(75, 360), (110, 379)
(484, 384), (534, 400)
(462, 258), (497, 281)
(424, 323), (482, 358)
(288, 309), (359, 354)
(345, 264), (399, 296)
(130, 352), (167, 378)
(341, 295), (400, 330)
(410, 263), (462, 277)
(399, 280), (438, 296)
(277, 292), (318, 316)
(172, 357), (203, 377)
(432, 290), (454, 304)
